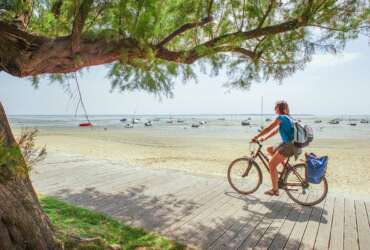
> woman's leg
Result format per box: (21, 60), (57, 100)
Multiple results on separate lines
(268, 151), (286, 192)
(267, 146), (275, 156)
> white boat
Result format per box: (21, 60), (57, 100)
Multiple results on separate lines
(328, 119), (340, 125)
(132, 119), (140, 124)
(199, 121), (207, 125)
(125, 124), (133, 128)
(177, 119), (185, 123)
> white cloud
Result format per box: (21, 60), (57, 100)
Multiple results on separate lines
(309, 53), (359, 68)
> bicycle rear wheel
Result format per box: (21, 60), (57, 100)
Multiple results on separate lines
(227, 157), (262, 195)
(284, 163), (328, 206)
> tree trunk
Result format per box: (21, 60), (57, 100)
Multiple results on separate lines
(0, 102), (61, 250)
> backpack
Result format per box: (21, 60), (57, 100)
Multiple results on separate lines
(292, 120), (313, 148)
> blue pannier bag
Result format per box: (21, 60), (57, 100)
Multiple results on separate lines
(306, 153), (328, 184)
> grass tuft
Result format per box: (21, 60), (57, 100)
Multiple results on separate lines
(40, 196), (188, 250)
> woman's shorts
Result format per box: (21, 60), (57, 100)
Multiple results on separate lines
(275, 142), (300, 158)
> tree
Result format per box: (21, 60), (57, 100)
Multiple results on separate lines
(0, 0), (369, 248)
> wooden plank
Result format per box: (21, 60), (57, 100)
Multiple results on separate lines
(121, 174), (204, 228)
(344, 199), (359, 250)
(283, 196), (313, 250)
(313, 196), (335, 250)
(299, 196), (326, 250)
(61, 171), (164, 211)
(329, 197), (345, 250)
(35, 164), (140, 193)
(189, 184), (266, 248)
(165, 183), (231, 241)
(178, 192), (235, 246)
(365, 201), (370, 226)
(222, 193), (285, 249)
(156, 178), (227, 232)
(250, 194), (295, 249)
(239, 193), (290, 249)
(355, 200), (370, 250)
(96, 173), (174, 213)
(207, 189), (275, 249)
(268, 198), (306, 250)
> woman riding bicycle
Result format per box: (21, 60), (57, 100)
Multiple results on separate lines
(252, 100), (300, 196)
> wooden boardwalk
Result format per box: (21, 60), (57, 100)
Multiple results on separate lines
(32, 153), (370, 250)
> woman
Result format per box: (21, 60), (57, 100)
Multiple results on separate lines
(252, 100), (299, 196)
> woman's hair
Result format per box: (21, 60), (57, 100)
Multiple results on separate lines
(275, 100), (290, 115)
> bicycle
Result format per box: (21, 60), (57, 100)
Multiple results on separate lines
(227, 140), (328, 206)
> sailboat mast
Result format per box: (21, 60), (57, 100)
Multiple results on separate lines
(260, 96), (264, 126)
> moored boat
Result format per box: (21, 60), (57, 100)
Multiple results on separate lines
(241, 120), (250, 126)
(144, 121), (152, 127)
(79, 122), (93, 127)
(328, 119), (340, 124)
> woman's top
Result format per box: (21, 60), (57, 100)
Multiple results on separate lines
(277, 115), (294, 143)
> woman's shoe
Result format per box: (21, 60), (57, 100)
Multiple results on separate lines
(264, 189), (279, 196)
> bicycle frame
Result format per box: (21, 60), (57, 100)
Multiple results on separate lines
(246, 141), (307, 188)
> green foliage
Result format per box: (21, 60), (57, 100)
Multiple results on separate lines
(0, 142), (26, 181)
(0, 128), (46, 181)
(40, 196), (187, 250)
(11, 0), (369, 94)
(17, 128), (47, 170)
(108, 59), (195, 97)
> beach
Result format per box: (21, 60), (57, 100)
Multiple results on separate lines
(10, 115), (370, 198)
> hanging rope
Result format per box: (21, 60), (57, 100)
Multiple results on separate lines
(73, 72), (91, 123)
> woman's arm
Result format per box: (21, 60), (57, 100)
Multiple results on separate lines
(253, 119), (281, 141)
(261, 128), (279, 142)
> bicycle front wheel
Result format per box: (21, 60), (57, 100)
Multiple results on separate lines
(284, 163), (328, 206)
(227, 157), (262, 195)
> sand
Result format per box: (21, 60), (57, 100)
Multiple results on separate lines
(12, 125), (370, 198)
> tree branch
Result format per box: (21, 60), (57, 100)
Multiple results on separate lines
(157, 16), (213, 48)
(0, 21), (142, 76)
(309, 24), (344, 32)
(156, 45), (258, 64)
(207, 0), (214, 16)
(201, 16), (308, 48)
(13, 0), (33, 31)
(71, 0), (93, 53)
(257, 0), (275, 29)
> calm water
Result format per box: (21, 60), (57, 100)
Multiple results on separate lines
(8, 114), (370, 140)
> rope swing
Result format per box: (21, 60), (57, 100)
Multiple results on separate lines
(73, 72), (92, 127)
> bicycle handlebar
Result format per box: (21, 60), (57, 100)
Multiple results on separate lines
(250, 139), (263, 147)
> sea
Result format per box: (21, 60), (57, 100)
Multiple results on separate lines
(8, 114), (370, 140)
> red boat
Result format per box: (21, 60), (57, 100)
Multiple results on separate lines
(79, 122), (93, 127)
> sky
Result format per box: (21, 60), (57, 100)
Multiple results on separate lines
(0, 37), (369, 116)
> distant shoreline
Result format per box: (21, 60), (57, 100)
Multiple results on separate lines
(8, 113), (370, 117)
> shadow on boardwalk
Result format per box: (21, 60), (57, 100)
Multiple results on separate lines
(50, 187), (329, 249)
(225, 191), (328, 223)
